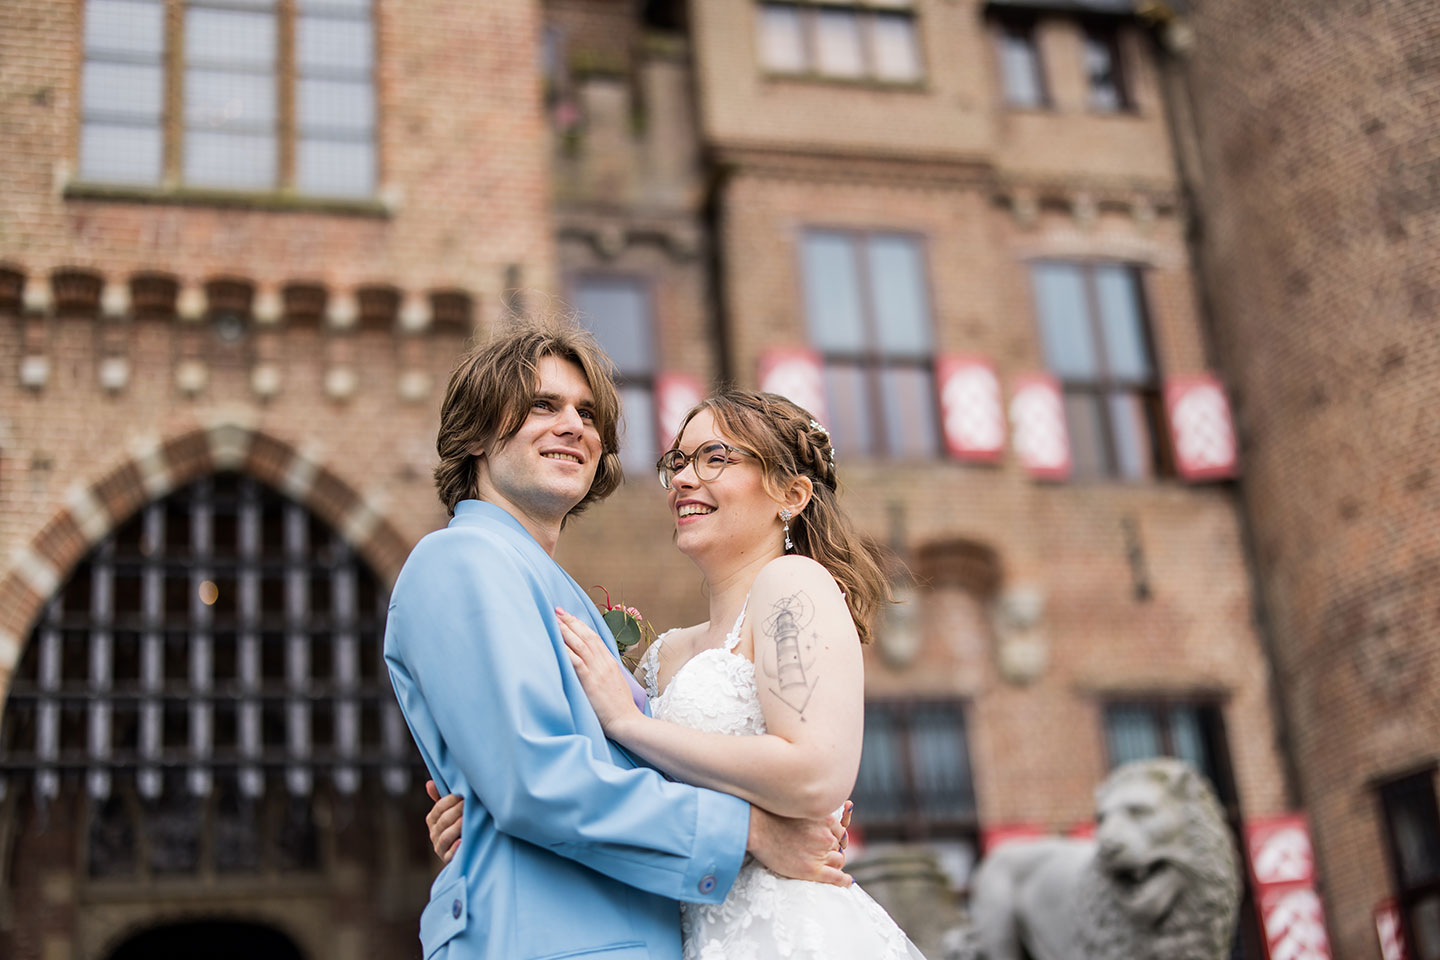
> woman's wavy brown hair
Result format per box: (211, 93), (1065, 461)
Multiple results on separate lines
(433, 321), (623, 519)
(673, 388), (893, 644)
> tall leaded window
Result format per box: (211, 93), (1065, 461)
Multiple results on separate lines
(0, 474), (418, 878)
(1031, 261), (1166, 481)
(757, 1), (922, 83)
(1380, 772), (1440, 960)
(79, 0), (377, 196)
(574, 275), (659, 474)
(852, 699), (978, 888)
(994, 17), (1047, 108)
(801, 230), (939, 459)
(1083, 23), (1130, 113)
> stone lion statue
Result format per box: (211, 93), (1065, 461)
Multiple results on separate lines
(963, 758), (1240, 960)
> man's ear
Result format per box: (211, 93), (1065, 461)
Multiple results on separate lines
(782, 475), (814, 517)
(465, 441), (484, 458)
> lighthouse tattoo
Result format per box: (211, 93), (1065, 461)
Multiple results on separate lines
(761, 591), (820, 718)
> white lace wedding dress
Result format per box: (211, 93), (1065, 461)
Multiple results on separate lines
(640, 608), (928, 960)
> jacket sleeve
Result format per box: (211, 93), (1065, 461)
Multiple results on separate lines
(384, 532), (750, 904)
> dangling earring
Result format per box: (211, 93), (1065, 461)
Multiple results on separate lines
(780, 509), (794, 553)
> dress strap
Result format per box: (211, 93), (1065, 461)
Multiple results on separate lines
(723, 597), (750, 653)
(640, 629), (674, 700)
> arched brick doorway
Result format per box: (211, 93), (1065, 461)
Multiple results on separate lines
(0, 472), (432, 960)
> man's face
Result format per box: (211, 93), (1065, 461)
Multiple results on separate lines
(473, 355), (603, 525)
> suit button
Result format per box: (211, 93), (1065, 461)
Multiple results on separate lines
(698, 875), (717, 895)
(452, 899), (462, 919)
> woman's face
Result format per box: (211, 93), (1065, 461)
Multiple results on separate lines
(665, 409), (784, 566)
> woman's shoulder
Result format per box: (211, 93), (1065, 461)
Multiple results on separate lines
(650, 622), (705, 661)
(754, 554), (842, 596)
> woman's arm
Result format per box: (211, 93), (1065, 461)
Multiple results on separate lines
(559, 555), (864, 820)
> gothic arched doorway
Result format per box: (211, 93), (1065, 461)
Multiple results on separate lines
(108, 920), (304, 960)
(0, 473), (432, 960)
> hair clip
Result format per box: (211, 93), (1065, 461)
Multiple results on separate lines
(808, 418), (836, 468)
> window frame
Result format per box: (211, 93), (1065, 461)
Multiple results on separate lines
(74, 0), (382, 203)
(853, 697), (979, 844)
(0, 473), (423, 884)
(991, 13), (1050, 110)
(1026, 258), (1170, 481)
(796, 226), (943, 461)
(1379, 768), (1440, 960)
(755, 0), (927, 87)
(1101, 697), (1270, 960)
(1080, 19), (1133, 114)
(568, 270), (662, 474)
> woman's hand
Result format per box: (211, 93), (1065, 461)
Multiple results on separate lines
(425, 779), (464, 864)
(557, 607), (644, 736)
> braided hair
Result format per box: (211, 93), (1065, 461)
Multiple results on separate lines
(674, 388), (891, 644)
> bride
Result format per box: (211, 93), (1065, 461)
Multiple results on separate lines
(430, 388), (926, 960)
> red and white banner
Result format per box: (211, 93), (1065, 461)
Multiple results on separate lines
(1247, 815), (1332, 960)
(1009, 374), (1070, 480)
(1375, 898), (1408, 960)
(982, 823), (1047, 854)
(1248, 815), (1317, 887)
(655, 372), (705, 449)
(936, 355), (1005, 462)
(1165, 374), (1238, 481)
(758, 348), (828, 424)
(1260, 886), (1332, 960)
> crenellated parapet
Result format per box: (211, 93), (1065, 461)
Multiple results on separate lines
(1, 265), (477, 404)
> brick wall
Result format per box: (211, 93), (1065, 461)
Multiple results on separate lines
(1183, 0), (1440, 956)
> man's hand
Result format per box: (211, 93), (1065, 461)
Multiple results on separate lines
(425, 780), (464, 864)
(746, 802), (853, 888)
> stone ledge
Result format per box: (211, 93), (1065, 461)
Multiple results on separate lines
(63, 182), (393, 218)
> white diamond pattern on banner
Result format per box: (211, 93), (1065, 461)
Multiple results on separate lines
(1010, 377), (1069, 476)
(939, 359), (1004, 458)
(1252, 824), (1315, 886)
(1262, 888), (1333, 960)
(1172, 381), (1236, 471)
(1375, 901), (1408, 960)
(760, 350), (828, 423)
(657, 373), (704, 449)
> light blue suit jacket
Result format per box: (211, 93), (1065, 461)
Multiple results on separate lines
(385, 500), (751, 960)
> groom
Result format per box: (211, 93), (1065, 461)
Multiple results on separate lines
(385, 322), (850, 960)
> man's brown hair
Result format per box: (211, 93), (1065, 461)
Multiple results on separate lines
(433, 320), (623, 518)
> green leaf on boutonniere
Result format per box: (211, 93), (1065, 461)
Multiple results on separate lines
(603, 607), (643, 650)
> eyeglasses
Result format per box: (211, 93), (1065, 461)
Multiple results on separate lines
(656, 440), (754, 490)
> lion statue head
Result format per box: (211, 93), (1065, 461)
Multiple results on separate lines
(1075, 758), (1241, 960)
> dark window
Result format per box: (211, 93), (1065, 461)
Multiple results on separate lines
(801, 230), (939, 460)
(995, 18), (1047, 108)
(79, 0), (376, 196)
(0, 474), (419, 879)
(757, 2), (922, 83)
(1380, 772), (1440, 960)
(1103, 699), (1265, 960)
(1104, 701), (1233, 797)
(853, 699), (978, 887)
(1083, 24), (1130, 112)
(1030, 261), (1167, 481)
(574, 275), (659, 474)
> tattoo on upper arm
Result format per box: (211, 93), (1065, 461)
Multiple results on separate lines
(760, 591), (819, 718)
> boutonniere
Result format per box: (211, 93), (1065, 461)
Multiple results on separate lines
(593, 586), (655, 668)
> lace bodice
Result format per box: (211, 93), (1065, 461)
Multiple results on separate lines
(636, 607), (926, 960)
(640, 607), (766, 738)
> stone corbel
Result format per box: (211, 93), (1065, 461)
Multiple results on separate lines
(991, 584), (1049, 684)
(19, 275), (51, 390)
(98, 280), (131, 393)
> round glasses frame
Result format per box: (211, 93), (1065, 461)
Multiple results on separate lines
(656, 440), (754, 490)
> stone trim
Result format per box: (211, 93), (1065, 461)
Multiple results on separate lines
(0, 424), (411, 696)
